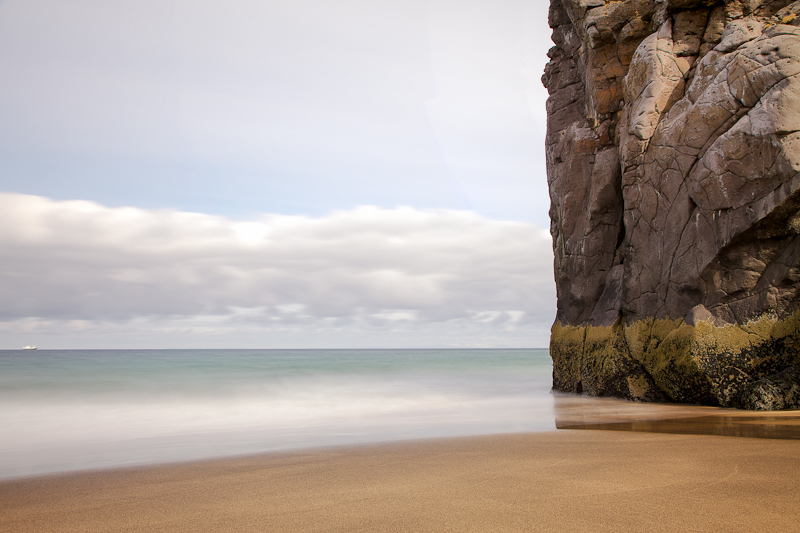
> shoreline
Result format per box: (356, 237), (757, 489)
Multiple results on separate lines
(5, 394), (798, 484)
(3, 421), (799, 532)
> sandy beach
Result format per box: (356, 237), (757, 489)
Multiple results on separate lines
(2, 422), (799, 532)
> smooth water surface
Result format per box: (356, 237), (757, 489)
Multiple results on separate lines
(0, 348), (554, 479)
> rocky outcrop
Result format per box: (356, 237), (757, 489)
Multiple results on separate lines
(543, 0), (800, 409)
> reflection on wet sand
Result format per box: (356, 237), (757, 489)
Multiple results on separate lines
(554, 393), (800, 440)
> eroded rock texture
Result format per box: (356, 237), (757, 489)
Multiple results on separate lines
(544, 0), (800, 409)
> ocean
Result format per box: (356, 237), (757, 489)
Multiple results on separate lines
(0, 348), (554, 480)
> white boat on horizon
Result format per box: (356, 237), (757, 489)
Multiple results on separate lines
(22, 345), (37, 350)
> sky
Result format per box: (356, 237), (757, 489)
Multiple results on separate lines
(0, 0), (556, 349)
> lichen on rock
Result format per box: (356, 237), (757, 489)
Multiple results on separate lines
(543, 0), (800, 409)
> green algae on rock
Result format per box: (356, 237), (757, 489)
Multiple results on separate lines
(551, 312), (800, 409)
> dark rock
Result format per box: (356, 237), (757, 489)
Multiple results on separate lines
(740, 366), (800, 409)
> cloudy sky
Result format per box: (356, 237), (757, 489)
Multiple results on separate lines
(0, 0), (555, 349)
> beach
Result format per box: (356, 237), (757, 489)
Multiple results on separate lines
(2, 350), (799, 531)
(2, 425), (799, 532)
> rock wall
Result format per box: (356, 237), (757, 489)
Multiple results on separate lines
(543, 0), (800, 409)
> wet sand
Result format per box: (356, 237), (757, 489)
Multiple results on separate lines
(2, 414), (799, 532)
(554, 394), (800, 439)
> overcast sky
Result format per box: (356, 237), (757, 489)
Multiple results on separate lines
(0, 0), (555, 349)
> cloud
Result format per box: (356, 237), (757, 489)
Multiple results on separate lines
(0, 193), (555, 347)
(0, 0), (553, 224)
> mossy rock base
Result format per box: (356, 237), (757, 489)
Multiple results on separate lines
(550, 312), (800, 409)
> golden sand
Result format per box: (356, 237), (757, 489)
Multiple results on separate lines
(2, 426), (799, 532)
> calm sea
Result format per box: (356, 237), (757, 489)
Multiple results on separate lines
(0, 348), (554, 479)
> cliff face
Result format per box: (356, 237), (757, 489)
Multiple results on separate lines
(543, 0), (800, 409)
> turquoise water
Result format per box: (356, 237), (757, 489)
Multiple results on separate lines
(0, 349), (554, 479)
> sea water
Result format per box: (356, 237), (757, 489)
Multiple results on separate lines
(0, 348), (554, 480)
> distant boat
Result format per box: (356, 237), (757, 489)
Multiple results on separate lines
(22, 346), (37, 350)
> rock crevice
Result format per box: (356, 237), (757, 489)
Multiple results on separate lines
(544, 0), (800, 409)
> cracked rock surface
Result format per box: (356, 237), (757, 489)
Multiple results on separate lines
(544, 0), (800, 408)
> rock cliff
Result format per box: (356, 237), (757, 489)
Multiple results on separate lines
(543, 0), (800, 409)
